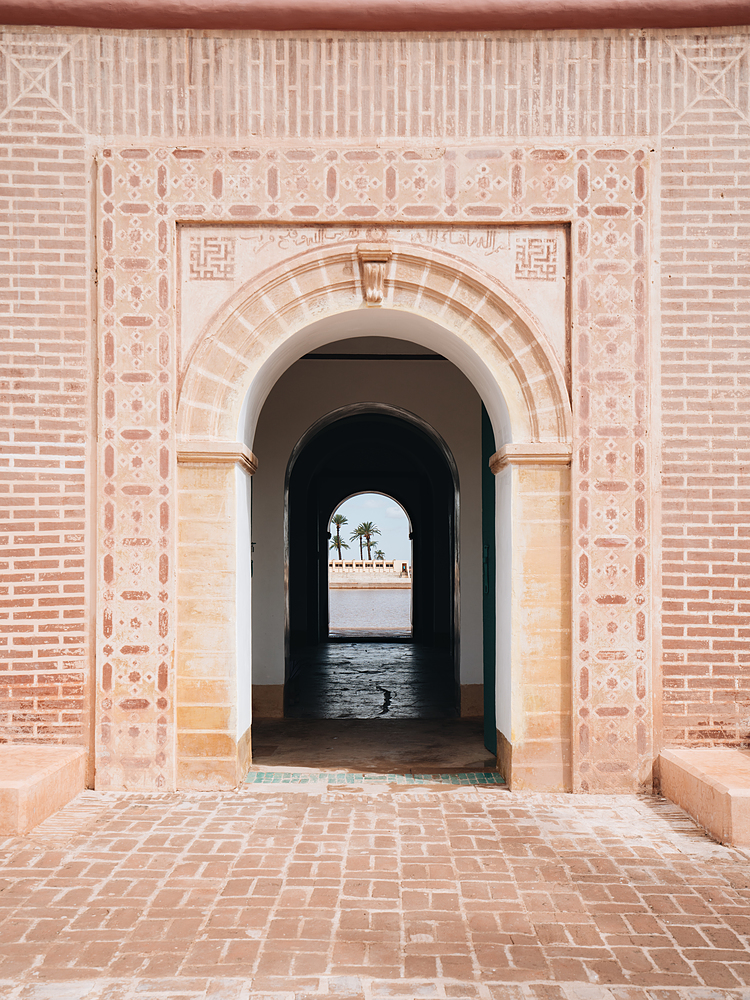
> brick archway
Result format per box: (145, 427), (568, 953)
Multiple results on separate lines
(174, 243), (573, 791)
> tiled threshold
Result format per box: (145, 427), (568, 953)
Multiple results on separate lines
(245, 769), (505, 785)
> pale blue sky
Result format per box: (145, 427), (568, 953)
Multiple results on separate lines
(329, 492), (411, 563)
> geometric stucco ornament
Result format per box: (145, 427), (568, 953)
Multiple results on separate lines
(357, 243), (392, 305)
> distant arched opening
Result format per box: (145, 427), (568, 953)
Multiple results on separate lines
(284, 405), (459, 719)
(327, 491), (412, 637)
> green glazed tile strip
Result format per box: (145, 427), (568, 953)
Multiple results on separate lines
(245, 771), (505, 785)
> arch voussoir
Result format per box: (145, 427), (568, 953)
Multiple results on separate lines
(177, 243), (572, 450)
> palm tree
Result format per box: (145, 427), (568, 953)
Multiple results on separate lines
(374, 548), (385, 561)
(329, 536), (349, 557)
(360, 521), (381, 560)
(329, 513), (348, 559)
(350, 524), (366, 559)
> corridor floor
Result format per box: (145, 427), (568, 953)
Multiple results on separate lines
(1, 785), (749, 1000)
(284, 640), (457, 719)
(249, 718), (496, 774)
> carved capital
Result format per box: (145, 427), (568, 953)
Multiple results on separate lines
(357, 244), (392, 306)
(489, 442), (571, 474)
(177, 441), (258, 476)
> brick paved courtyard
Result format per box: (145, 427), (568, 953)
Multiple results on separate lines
(1, 784), (749, 1000)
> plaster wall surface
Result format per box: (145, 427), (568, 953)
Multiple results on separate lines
(0, 23), (747, 792)
(2, 0), (745, 32)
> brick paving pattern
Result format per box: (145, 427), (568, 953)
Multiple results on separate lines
(0, 787), (749, 999)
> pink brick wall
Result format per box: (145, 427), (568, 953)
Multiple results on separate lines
(660, 93), (750, 746)
(0, 79), (90, 745)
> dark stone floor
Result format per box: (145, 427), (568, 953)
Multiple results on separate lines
(284, 639), (458, 719)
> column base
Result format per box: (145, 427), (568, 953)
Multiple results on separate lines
(177, 725), (253, 790)
(497, 729), (571, 791)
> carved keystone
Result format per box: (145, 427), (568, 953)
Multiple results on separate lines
(357, 244), (392, 305)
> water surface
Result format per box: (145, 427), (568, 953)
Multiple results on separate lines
(329, 588), (411, 630)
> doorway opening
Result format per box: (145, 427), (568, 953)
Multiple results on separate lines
(245, 332), (504, 777)
(176, 241), (573, 789)
(283, 407), (460, 721)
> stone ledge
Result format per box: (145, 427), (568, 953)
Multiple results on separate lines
(0, 745), (87, 835)
(659, 748), (750, 849)
(489, 442), (572, 474)
(177, 441), (258, 476)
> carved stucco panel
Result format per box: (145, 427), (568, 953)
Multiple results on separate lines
(97, 144), (650, 791)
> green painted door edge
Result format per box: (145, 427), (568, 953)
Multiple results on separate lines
(481, 404), (497, 755)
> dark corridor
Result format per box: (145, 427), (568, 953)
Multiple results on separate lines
(284, 407), (459, 719)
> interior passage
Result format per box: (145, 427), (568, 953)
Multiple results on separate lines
(284, 407), (460, 720)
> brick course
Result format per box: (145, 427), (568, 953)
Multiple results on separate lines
(660, 97), (750, 747)
(0, 86), (89, 747)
